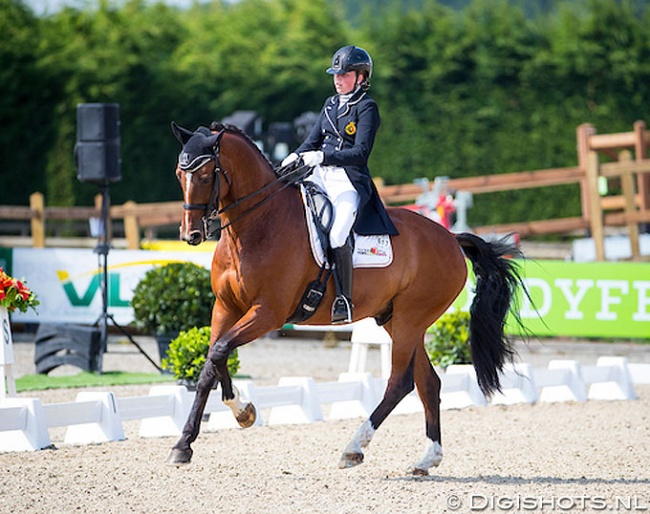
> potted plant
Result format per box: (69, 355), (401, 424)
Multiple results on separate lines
(162, 326), (240, 387)
(131, 262), (214, 364)
(424, 309), (471, 369)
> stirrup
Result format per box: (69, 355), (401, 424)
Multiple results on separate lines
(331, 295), (353, 324)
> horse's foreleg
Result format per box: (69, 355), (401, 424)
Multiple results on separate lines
(168, 304), (273, 465)
(408, 344), (443, 476)
(217, 358), (256, 428)
(167, 348), (220, 465)
(339, 335), (417, 469)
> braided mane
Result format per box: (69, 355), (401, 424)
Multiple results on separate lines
(209, 121), (273, 168)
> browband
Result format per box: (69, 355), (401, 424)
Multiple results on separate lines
(179, 154), (214, 172)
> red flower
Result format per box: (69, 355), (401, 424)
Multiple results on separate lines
(0, 267), (39, 313)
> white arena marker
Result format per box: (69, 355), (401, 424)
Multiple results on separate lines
(491, 363), (538, 405)
(139, 385), (192, 438)
(63, 392), (125, 445)
(587, 357), (637, 401)
(0, 398), (51, 452)
(268, 377), (323, 425)
(538, 360), (587, 403)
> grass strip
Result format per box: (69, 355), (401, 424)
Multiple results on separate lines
(16, 371), (175, 392)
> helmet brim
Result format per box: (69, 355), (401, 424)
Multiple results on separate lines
(326, 67), (346, 75)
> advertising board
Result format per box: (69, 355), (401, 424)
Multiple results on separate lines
(11, 248), (212, 325)
(6, 248), (650, 339)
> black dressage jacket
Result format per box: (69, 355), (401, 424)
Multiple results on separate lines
(296, 88), (399, 236)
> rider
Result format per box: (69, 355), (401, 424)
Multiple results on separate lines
(282, 45), (399, 324)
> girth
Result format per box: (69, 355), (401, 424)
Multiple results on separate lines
(285, 183), (335, 324)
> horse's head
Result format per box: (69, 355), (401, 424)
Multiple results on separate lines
(173, 120), (292, 245)
(172, 121), (227, 245)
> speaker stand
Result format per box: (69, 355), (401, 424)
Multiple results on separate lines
(94, 184), (161, 374)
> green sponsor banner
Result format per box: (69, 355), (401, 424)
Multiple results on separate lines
(489, 260), (649, 339)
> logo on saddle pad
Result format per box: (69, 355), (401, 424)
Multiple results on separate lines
(355, 237), (390, 258)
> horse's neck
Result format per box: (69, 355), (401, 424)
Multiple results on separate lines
(220, 185), (304, 257)
(219, 148), (301, 241)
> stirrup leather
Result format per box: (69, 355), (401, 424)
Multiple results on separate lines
(331, 295), (353, 324)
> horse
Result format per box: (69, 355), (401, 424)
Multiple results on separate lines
(167, 121), (525, 475)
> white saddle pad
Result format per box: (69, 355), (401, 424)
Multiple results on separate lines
(301, 186), (393, 269)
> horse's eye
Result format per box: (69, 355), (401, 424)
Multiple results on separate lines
(200, 174), (212, 185)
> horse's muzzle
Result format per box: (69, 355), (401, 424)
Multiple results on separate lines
(180, 227), (204, 246)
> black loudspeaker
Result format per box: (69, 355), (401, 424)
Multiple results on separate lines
(75, 103), (122, 184)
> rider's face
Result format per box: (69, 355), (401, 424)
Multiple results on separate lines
(334, 71), (360, 95)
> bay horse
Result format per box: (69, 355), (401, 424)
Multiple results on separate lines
(168, 122), (524, 475)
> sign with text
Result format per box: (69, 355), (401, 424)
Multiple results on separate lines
(11, 248), (212, 325)
(451, 259), (650, 339)
(8, 248), (650, 339)
(512, 259), (649, 338)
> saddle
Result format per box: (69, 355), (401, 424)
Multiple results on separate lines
(286, 183), (393, 324)
(300, 183), (393, 269)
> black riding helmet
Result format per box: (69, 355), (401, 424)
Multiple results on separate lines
(326, 45), (373, 89)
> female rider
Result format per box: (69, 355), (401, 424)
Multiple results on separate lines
(282, 45), (398, 324)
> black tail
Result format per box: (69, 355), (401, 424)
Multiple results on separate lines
(455, 232), (525, 397)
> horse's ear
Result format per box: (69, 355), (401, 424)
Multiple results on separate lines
(206, 134), (219, 150)
(171, 121), (194, 145)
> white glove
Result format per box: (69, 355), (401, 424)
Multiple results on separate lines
(281, 152), (299, 167)
(299, 150), (324, 168)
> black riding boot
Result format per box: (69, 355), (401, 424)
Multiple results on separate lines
(331, 243), (353, 324)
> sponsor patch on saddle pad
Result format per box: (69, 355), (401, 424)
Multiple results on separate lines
(301, 186), (393, 269)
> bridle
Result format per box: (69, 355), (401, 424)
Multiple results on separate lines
(180, 129), (310, 240)
(180, 129), (229, 239)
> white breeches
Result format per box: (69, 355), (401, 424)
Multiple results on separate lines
(305, 165), (359, 249)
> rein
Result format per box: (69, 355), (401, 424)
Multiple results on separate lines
(182, 133), (311, 239)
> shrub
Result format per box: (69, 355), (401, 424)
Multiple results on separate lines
(162, 326), (240, 382)
(425, 309), (471, 369)
(131, 262), (214, 335)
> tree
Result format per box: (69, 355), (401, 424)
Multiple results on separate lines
(0, 0), (53, 205)
(2, 0), (649, 232)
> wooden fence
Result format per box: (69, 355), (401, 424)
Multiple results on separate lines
(1, 121), (649, 260)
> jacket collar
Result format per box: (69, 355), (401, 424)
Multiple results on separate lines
(336, 88), (366, 118)
(326, 88), (367, 116)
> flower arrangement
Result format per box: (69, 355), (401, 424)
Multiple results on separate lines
(0, 267), (39, 313)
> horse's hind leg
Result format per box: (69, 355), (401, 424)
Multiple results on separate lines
(408, 344), (443, 476)
(339, 323), (419, 469)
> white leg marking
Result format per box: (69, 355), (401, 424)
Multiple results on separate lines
(412, 439), (443, 471)
(223, 386), (247, 417)
(343, 419), (376, 454)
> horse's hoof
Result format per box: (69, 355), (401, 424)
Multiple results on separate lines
(338, 452), (364, 469)
(236, 403), (257, 428)
(408, 466), (429, 477)
(167, 447), (193, 466)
